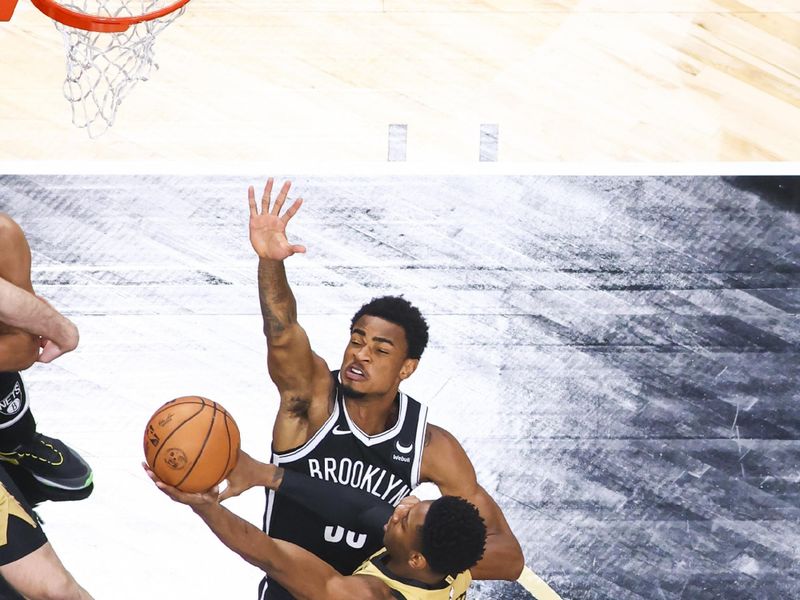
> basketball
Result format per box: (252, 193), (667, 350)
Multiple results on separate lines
(143, 396), (240, 493)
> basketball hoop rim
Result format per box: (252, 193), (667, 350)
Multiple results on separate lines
(30, 0), (191, 32)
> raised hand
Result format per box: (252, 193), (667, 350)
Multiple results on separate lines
(248, 178), (307, 260)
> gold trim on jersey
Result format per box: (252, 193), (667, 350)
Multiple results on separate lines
(353, 548), (471, 600)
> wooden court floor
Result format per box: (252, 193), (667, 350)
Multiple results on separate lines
(0, 0), (798, 162)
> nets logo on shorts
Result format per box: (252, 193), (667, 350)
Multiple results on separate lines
(0, 381), (22, 417)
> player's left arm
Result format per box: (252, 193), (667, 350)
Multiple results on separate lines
(144, 465), (390, 600)
(420, 424), (524, 581)
(0, 214), (79, 364)
(192, 502), (388, 600)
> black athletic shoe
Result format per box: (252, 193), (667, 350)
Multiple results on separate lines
(1, 461), (93, 507)
(0, 433), (93, 492)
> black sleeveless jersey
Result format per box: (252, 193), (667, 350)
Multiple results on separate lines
(259, 370), (428, 600)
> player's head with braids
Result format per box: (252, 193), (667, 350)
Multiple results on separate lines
(420, 496), (487, 577)
(351, 295), (429, 359)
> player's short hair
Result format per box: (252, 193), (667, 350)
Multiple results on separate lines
(350, 296), (429, 359)
(420, 496), (487, 577)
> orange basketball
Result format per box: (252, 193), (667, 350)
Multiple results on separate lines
(143, 396), (240, 493)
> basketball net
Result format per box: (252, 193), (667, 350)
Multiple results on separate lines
(45, 1), (187, 137)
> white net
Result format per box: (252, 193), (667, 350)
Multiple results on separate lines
(53, 1), (185, 138)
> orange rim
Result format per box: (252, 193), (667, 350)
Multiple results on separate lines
(30, 0), (191, 32)
(1, 0), (21, 21)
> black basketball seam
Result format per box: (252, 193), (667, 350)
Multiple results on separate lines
(150, 398), (208, 468)
(218, 410), (233, 486)
(149, 398), (208, 421)
(176, 398), (218, 489)
(148, 398), (210, 455)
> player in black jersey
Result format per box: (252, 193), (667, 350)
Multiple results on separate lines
(0, 213), (94, 600)
(240, 180), (524, 599)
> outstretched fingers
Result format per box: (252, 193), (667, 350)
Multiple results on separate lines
(250, 179), (301, 221)
(271, 180), (292, 216)
(260, 178), (275, 215)
(248, 186), (257, 217)
(281, 197), (303, 224)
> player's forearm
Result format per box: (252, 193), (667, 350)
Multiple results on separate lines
(193, 502), (284, 572)
(191, 502), (336, 600)
(425, 426), (526, 581)
(0, 278), (77, 349)
(257, 258), (299, 340)
(236, 453), (284, 491)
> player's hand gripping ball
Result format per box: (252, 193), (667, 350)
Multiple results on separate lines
(143, 396), (240, 492)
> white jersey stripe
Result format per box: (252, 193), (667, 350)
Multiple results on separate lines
(343, 391), (408, 447)
(259, 485), (277, 600)
(411, 403), (428, 488)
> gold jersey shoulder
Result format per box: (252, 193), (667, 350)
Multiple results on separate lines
(353, 548), (472, 600)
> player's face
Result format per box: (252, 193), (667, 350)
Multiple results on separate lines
(340, 315), (417, 399)
(382, 499), (431, 559)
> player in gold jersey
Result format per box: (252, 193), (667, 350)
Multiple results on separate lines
(351, 496), (477, 600)
(146, 451), (487, 600)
